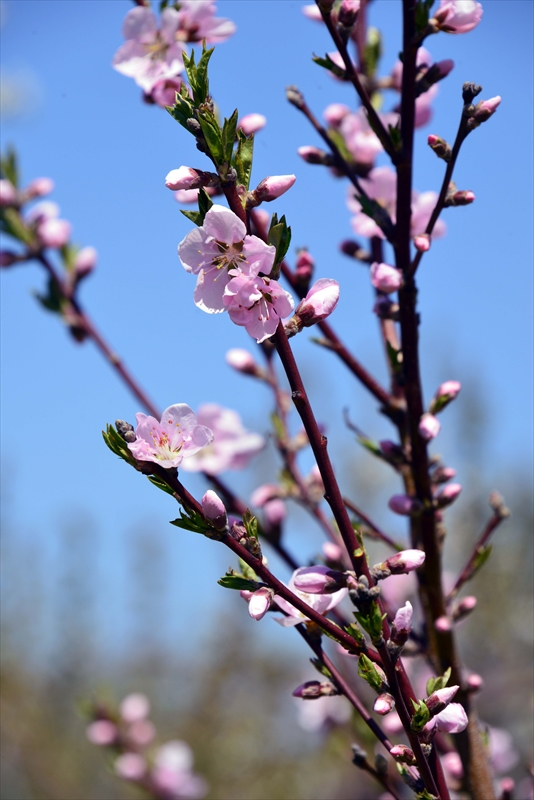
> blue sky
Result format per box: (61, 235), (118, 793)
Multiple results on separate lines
(1, 1), (532, 661)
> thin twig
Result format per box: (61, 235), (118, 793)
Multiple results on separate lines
(447, 508), (508, 602)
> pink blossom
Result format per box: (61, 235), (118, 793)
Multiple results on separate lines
(178, 205), (276, 313)
(302, 4), (324, 22)
(166, 167), (203, 191)
(74, 246), (97, 278)
(381, 549), (426, 574)
(36, 217), (72, 248)
(180, 404), (264, 473)
(0, 179), (17, 206)
(112, 7), (186, 92)
(86, 719), (117, 745)
(25, 200), (59, 223)
(391, 47), (433, 91)
(223, 273), (294, 343)
(127, 719), (156, 746)
(418, 412), (441, 441)
(247, 587), (273, 620)
(414, 234), (430, 252)
(370, 262), (403, 294)
(127, 404), (213, 469)
(149, 76), (183, 107)
(151, 740), (208, 799)
(293, 565), (345, 594)
(115, 753), (147, 781)
(294, 279), (340, 326)
(435, 615), (452, 632)
(252, 174), (296, 203)
(437, 482), (462, 507)
(251, 484), (280, 507)
(175, 0), (236, 45)
(323, 103), (350, 128)
(273, 567), (348, 627)
(322, 542), (343, 562)
(120, 692), (150, 722)
(238, 113), (266, 135)
(264, 498), (287, 526)
(428, 702), (468, 733)
(339, 108), (383, 165)
(25, 177), (54, 199)
(374, 693), (395, 715)
(225, 348), (259, 375)
(432, 0), (483, 34)
(393, 600), (413, 633)
(201, 489), (227, 529)
(388, 495), (420, 516)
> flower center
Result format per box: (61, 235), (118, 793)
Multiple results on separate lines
(212, 239), (246, 271)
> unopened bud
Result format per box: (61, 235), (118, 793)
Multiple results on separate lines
(120, 693), (150, 722)
(293, 565), (346, 594)
(340, 239), (370, 261)
(351, 744), (368, 768)
(295, 249), (315, 288)
(462, 82), (483, 104)
(445, 182), (476, 206)
(500, 778), (515, 799)
(323, 103), (350, 128)
(263, 498), (286, 526)
(468, 95), (501, 129)
(86, 719), (117, 746)
(0, 251), (18, 268)
(428, 134), (452, 162)
(390, 601), (413, 647)
(338, 0), (360, 28)
(36, 217), (71, 248)
(432, 465), (457, 484)
(286, 85), (305, 110)
(297, 145), (334, 166)
(390, 744), (417, 765)
(373, 297), (400, 321)
(291, 278), (340, 332)
(419, 412), (441, 441)
(426, 685), (459, 716)
(166, 166), (203, 191)
(370, 262), (403, 294)
(25, 177), (54, 199)
(292, 680), (339, 698)
(430, 380), (461, 413)
(247, 586), (274, 620)
(452, 595), (477, 622)
(225, 348), (260, 376)
(467, 673), (483, 692)
(114, 753), (146, 781)
(435, 615), (452, 632)
(74, 246), (97, 279)
(374, 692), (395, 715)
(322, 541), (343, 563)
(379, 549), (426, 576)
(437, 482), (462, 508)
(202, 490), (228, 530)
(0, 179), (17, 206)
(388, 495), (421, 516)
(250, 174), (296, 206)
(238, 113), (266, 136)
(115, 419), (136, 443)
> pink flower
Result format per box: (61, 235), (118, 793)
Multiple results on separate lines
(225, 348), (259, 375)
(432, 0), (483, 34)
(178, 205), (276, 313)
(74, 246), (97, 278)
(224, 273), (295, 343)
(0, 179), (17, 206)
(25, 177), (54, 199)
(370, 262), (403, 294)
(175, 0), (236, 45)
(112, 7), (185, 92)
(180, 404), (264, 473)
(120, 693), (150, 722)
(295, 279), (340, 325)
(393, 600), (413, 633)
(427, 702), (468, 734)
(293, 565), (346, 594)
(339, 108), (383, 165)
(264, 498), (287, 526)
(201, 490), (227, 529)
(323, 103), (350, 128)
(273, 566), (348, 627)
(127, 720), (156, 746)
(151, 740), (208, 799)
(388, 495), (420, 516)
(36, 217), (71, 248)
(238, 113), (266, 135)
(86, 720), (117, 745)
(148, 76), (183, 107)
(115, 753), (147, 781)
(127, 404), (213, 469)
(302, 4), (323, 21)
(418, 412), (441, 441)
(247, 587), (274, 620)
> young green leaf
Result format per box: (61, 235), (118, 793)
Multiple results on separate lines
(233, 130), (254, 190)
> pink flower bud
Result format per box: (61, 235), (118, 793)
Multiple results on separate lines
(86, 719), (118, 745)
(292, 680), (338, 698)
(392, 600), (413, 634)
(165, 167), (203, 191)
(432, 0), (483, 34)
(36, 217), (71, 248)
(25, 177), (54, 198)
(432, 702), (468, 733)
(452, 595), (477, 622)
(248, 586), (273, 620)
(74, 246), (97, 278)
(114, 753), (147, 781)
(382, 549), (426, 574)
(374, 693), (395, 715)
(426, 684), (459, 715)
(323, 103), (350, 128)
(472, 95), (501, 125)
(0, 251), (18, 268)
(127, 719), (156, 746)
(442, 751), (464, 779)
(0, 179), (17, 206)
(435, 59), (455, 79)
(414, 234), (430, 252)
(322, 541), (343, 562)
(432, 466), (457, 484)
(202, 490), (227, 529)
(120, 692), (150, 722)
(174, 188), (201, 204)
(500, 778), (515, 796)
(388, 495), (420, 516)
(419, 412), (441, 441)
(297, 145), (333, 165)
(251, 484), (280, 507)
(225, 348), (259, 375)
(293, 565), (346, 594)
(263, 498), (287, 526)
(254, 174), (296, 202)
(435, 615), (452, 632)
(428, 134), (452, 161)
(149, 77), (182, 108)
(437, 482), (462, 508)
(390, 744), (417, 764)
(467, 673), (483, 692)
(338, 0), (360, 28)
(370, 262), (403, 294)
(302, 4), (323, 21)
(238, 113), (267, 136)
(293, 278), (340, 328)
(379, 440), (405, 462)
(445, 188), (476, 206)
(430, 380), (461, 413)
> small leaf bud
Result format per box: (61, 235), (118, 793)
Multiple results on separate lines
(292, 680), (339, 698)
(115, 419), (136, 443)
(462, 82), (483, 104)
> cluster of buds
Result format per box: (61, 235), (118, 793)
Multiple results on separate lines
(284, 279), (340, 337)
(86, 693), (208, 799)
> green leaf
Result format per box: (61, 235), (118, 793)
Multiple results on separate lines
(416, 790), (438, 800)
(267, 214), (292, 275)
(354, 601), (386, 644)
(426, 667), (451, 697)
(346, 622), (365, 647)
(147, 475), (176, 496)
(0, 147), (18, 187)
(310, 658), (333, 679)
(102, 424), (137, 467)
(472, 544), (492, 575)
(238, 559), (258, 582)
(388, 123), (403, 152)
(325, 128), (352, 164)
(233, 129), (254, 190)
(242, 509), (259, 539)
(35, 275), (65, 314)
(0, 207), (34, 245)
(358, 654), (384, 692)
(180, 209), (203, 225)
(217, 574), (258, 591)
(179, 188), (213, 227)
(356, 434), (385, 459)
(312, 53), (347, 80)
(355, 192), (395, 240)
(194, 42), (215, 105)
(168, 93), (195, 129)
(198, 111), (223, 163)
(415, 0), (435, 33)
(410, 698), (431, 732)
(170, 508), (212, 535)
(221, 108), (238, 166)
(364, 27), (382, 77)
(270, 411), (286, 441)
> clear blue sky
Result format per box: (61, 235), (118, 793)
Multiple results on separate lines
(1, 1), (532, 661)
